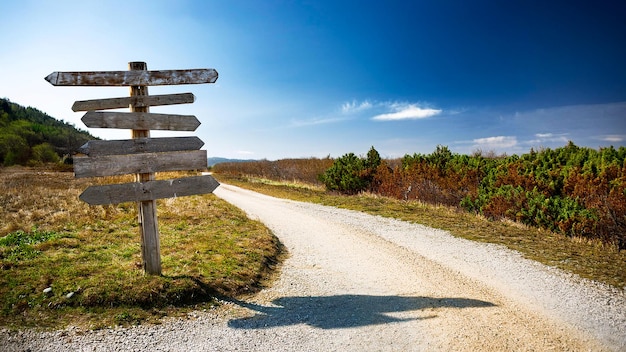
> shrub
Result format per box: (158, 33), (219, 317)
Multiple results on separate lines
(318, 147), (381, 194)
(31, 143), (60, 164)
(319, 152), (368, 194)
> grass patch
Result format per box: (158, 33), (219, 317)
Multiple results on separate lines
(217, 174), (626, 290)
(0, 228), (62, 261)
(0, 167), (283, 329)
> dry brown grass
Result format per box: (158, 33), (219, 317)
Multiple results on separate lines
(0, 166), (282, 329)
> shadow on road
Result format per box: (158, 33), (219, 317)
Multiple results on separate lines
(227, 295), (495, 329)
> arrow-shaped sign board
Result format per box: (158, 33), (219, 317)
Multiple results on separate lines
(72, 93), (195, 112)
(79, 175), (220, 205)
(45, 69), (218, 86)
(81, 111), (200, 131)
(74, 150), (208, 178)
(78, 137), (204, 157)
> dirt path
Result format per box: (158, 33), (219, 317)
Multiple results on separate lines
(212, 184), (623, 351)
(4, 184), (624, 351)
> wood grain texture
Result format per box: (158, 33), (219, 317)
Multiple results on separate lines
(72, 93), (195, 111)
(128, 62), (162, 276)
(81, 111), (201, 131)
(74, 150), (208, 178)
(78, 175), (220, 205)
(45, 68), (218, 86)
(77, 137), (204, 156)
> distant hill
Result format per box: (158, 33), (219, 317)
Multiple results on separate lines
(0, 98), (96, 166)
(207, 157), (257, 167)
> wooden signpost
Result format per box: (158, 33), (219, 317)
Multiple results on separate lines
(46, 62), (219, 275)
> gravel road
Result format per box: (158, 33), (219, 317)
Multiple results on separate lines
(3, 183), (625, 351)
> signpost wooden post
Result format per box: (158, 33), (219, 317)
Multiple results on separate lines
(129, 62), (161, 274)
(46, 61), (219, 275)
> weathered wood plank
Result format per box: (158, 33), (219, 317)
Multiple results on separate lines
(74, 150), (208, 178)
(45, 68), (218, 86)
(127, 62), (161, 275)
(79, 175), (220, 205)
(77, 137), (205, 156)
(81, 111), (201, 131)
(72, 93), (195, 112)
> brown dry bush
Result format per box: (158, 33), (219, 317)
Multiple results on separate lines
(213, 157), (333, 185)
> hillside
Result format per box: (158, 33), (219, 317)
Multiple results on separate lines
(0, 98), (95, 166)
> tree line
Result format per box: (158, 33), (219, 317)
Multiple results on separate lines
(214, 144), (626, 250)
(0, 98), (95, 166)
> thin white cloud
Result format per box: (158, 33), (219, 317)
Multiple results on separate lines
(341, 100), (373, 114)
(528, 132), (569, 144)
(290, 116), (348, 127)
(372, 103), (442, 121)
(445, 107), (468, 115)
(513, 102), (626, 141)
(236, 150), (254, 156)
(601, 135), (625, 143)
(473, 136), (518, 149)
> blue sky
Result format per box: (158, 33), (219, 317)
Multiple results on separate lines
(1, 0), (625, 159)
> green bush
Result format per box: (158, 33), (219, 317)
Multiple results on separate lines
(319, 147), (381, 194)
(31, 143), (60, 164)
(319, 152), (367, 194)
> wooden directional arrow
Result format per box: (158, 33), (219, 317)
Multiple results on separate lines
(72, 93), (195, 112)
(81, 111), (200, 131)
(45, 68), (218, 86)
(79, 175), (220, 205)
(77, 137), (205, 157)
(74, 150), (208, 178)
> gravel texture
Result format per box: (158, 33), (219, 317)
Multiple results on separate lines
(2, 183), (625, 351)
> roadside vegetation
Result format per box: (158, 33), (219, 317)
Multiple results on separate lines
(0, 167), (282, 329)
(213, 143), (626, 289)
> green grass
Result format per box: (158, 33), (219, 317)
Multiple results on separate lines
(0, 228), (61, 261)
(217, 174), (626, 290)
(0, 168), (283, 329)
